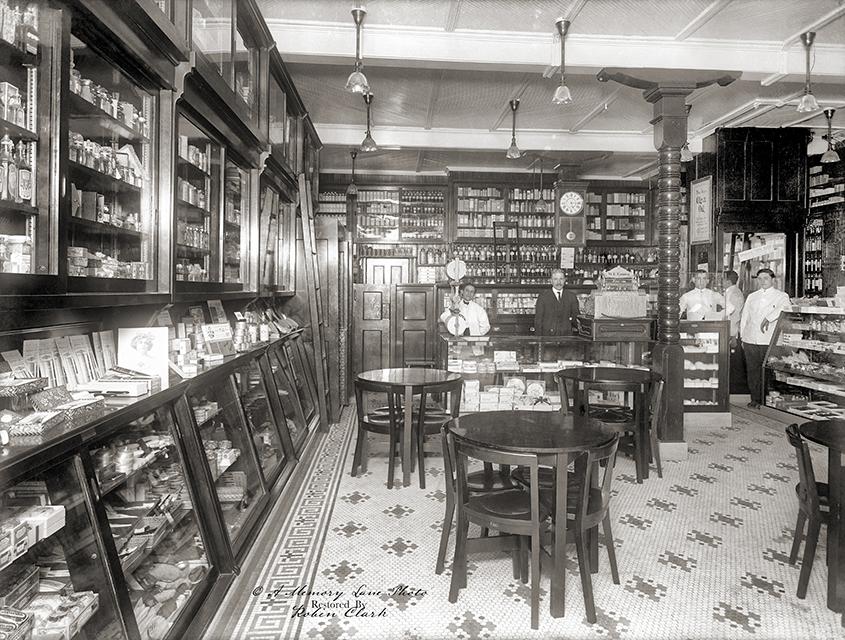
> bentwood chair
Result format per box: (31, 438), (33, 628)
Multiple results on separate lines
(352, 378), (405, 488)
(446, 427), (551, 629)
(437, 425), (518, 575)
(558, 373), (663, 481)
(785, 424), (829, 598)
(554, 433), (621, 624)
(411, 377), (463, 489)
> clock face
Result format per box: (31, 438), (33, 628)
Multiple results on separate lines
(559, 191), (584, 216)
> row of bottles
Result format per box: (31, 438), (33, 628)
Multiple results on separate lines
(357, 244), (414, 257)
(513, 214), (554, 228)
(418, 247), (447, 264)
(0, 135), (31, 204)
(357, 213), (399, 228)
(457, 186), (501, 198)
(400, 215), (442, 228)
(804, 217), (824, 295)
(575, 248), (657, 264)
(456, 198), (505, 212)
(509, 187), (554, 201)
(521, 228), (553, 240)
(456, 212), (506, 228)
(402, 190), (443, 202)
(401, 204), (443, 215)
(0, 2), (39, 54)
(176, 221), (209, 250)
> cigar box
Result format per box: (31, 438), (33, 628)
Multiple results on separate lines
(0, 564), (39, 608)
(54, 398), (105, 428)
(8, 412), (64, 436)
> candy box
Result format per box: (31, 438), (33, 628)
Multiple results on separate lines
(0, 606), (32, 640)
(0, 563), (38, 608)
(54, 397), (105, 428)
(9, 412), (63, 436)
(17, 506), (65, 543)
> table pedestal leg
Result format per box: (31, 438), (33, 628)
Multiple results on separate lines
(403, 386), (413, 487)
(551, 452), (568, 618)
(637, 389), (649, 482)
(829, 449), (844, 612)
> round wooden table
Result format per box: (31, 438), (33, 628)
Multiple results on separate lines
(556, 366), (660, 482)
(799, 419), (845, 614)
(357, 368), (462, 487)
(449, 410), (615, 619)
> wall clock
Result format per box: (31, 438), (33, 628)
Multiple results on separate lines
(559, 191), (584, 216)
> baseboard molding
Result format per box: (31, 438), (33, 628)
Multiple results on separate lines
(659, 441), (688, 461)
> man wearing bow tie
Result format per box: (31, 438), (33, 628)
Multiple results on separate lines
(439, 282), (490, 336)
(533, 269), (580, 336)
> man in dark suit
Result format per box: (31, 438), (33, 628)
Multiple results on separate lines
(533, 269), (580, 336)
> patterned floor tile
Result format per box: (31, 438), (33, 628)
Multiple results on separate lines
(206, 402), (845, 639)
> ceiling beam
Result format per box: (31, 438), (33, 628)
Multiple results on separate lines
(779, 104), (845, 129)
(489, 75), (532, 131)
(563, 0), (590, 23)
(415, 150), (426, 172)
(313, 123), (672, 153)
(266, 20), (845, 80)
(674, 0), (733, 41)
(445, 0), (462, 32)
(424, 70), (444, 129)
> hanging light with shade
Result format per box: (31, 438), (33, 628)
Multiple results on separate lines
(360, 92), (377, 152)
(345, 6), (370, 94)
(346, 150), (358, 196)
(506, 99), (521, 159)
(821, 109), (841, 164)
(552, 18), (572, 105)
(797, 32), (820, 113)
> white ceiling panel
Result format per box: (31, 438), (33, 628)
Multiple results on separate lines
(429, 68), (530, 129)
(257, 0), (452, 28)
(571, 0), (713, 37)
(694, 0), (845, 41)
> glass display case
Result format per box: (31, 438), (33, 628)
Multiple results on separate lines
(764, 305), (845, 420)
(176, 112), (221, 283)
(679, 320), (730, 412)
(67, 34), (157, 287)
(441, 334), (634, 413)
(0, 3), (58, 276)
(223, 160), (247, 286)
(191, 0), (233, 82)
(267, 70), (288, 164)
(283, 336), (318, 430)
(258, 180), (278, 290)
(0, 456), (126, 639)
(265, 339), (309, 455)
(186, 374), (265, 554)
(232, 357), (290, 484)
(88, 406), (213, 640)
(233, 22), (257, 119)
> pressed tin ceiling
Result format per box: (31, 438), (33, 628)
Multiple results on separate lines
(254, 0), (845, 177)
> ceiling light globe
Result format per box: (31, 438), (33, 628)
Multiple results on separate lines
(506, 140), (521, 159)
(360, 133), (378, 153)
(680, 144), (694, 163)
(534, 199), (549, 213)
(797, 92), (820, 113)
(345, 70), (370, 94)
(820, 148), (841, 164)
(552, 84), (572, 105)
(346, 181), (359, 196)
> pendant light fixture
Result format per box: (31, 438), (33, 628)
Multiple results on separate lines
(535, 159), (549, 212)
(346, 150), (359, 196)
(345, 6), (370, 94)
(552, 18), (572, 105)
(797, 32), (820, 113)
(821, 109), (841, 164)
(360, 92), (377, 152)
(680, 104), (693, 162)
(506, 99), (521, 159)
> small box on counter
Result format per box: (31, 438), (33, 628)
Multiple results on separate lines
(54, 398), (105, 428)
(0, 606), (33, 640)
(8, 412), (64, 436)
(0, 377), (48, 399)
(0, 564), (39, 608)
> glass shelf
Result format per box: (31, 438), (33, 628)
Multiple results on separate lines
(88, 406), (212, 640)
(223, 160), (247, 285)
(67, 34), (156, 284)
(176, 113), (220, 283)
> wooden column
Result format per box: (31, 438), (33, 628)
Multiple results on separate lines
(597, 69), (738, 445)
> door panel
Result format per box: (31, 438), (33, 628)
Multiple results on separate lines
(352, 284), (391, 376)
(393, 285), (436, 367)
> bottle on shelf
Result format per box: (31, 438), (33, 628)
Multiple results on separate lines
(16, 141), (30, 204)
(0, 135), (13, 201)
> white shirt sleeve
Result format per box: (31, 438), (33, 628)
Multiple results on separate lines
(476, 305), (490, 335)
(765, 291), (791, 322)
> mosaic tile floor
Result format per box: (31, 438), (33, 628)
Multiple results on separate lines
(205, 402), (844, 640)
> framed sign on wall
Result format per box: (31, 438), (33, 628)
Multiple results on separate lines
(689, 176), (713, 245)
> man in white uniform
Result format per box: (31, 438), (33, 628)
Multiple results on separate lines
(679, 270), (724, 320)
(739, 268), (791, 408)
(439, 282), (490, 336)
(723, 270), (745, 341)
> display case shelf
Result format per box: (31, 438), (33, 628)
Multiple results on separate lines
(0, 38), (38, 67)
(0, 200), (38, 217)
(70, 216), (143, 239)
(176, 199), (210, 222)
(69, 161), (141, 194)
(0, 116), (37, 141)
(178, 155), (212, 179)
(67, 92), (149, 143)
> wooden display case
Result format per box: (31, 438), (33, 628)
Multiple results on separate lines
(680, 319), (730, 412)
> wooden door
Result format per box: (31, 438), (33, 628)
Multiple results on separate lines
(352, 284), (392, 376)
(393, 284), (437, 367)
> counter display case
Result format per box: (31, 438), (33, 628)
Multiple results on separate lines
(67, 34), (157, 289)
(223, 160), (247, 285)
(0, 456), (126, 639)
(0, 3), (59, 277)
(441, 334), (636, 413)
(764, 305), (845, 420)
(232, 357), (290, 484)
(88, 405), (213, 640)
(264, 340), (309, 455)
(176, 113), (220, 283)
(186, 375), (266, 555)
(283, 337), (318, 429)
(680, 320), (729, 412)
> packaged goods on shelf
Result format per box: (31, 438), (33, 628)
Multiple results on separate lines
(0, 606), (33, 640)
(8, 411), (63, 436)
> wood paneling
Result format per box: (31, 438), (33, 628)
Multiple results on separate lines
(352, 285), (392, 375)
